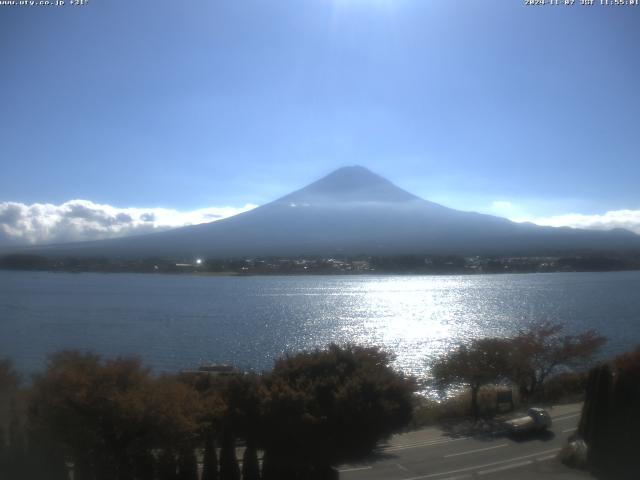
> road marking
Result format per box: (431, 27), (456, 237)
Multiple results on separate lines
(386, 408), (580, 453)
(443, 443), (508, 458)
(478, 459), (533, 475)
(337, 466), (372, 473)
(383, 436), (470, 452)
(562, 427), (577, 433)
(397, 464), (410, 472)
(537, 454), (558, 461)
(384, 439), (450, 451)
(400, 447), (561, 480)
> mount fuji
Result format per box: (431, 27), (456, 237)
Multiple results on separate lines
(19, 166), (640, 258)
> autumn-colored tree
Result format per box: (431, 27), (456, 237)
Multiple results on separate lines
(28, 351), (203, 480)
(28, 352), (157, 479)
(148, 374), (202, 449)
(7, 345), (416, 480)
(510, 322), (606, 400)
(432, 338), (512, 419)
(613, 345), (640, 374)
(147, 374), (203, 480)
(262, 344), (415, 477)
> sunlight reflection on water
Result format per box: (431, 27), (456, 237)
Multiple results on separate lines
(1, 271), (640, 393)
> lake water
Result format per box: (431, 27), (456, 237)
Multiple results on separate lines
(1, 271), (639, 383)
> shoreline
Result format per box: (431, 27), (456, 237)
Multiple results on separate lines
(2, 267), (640, 277)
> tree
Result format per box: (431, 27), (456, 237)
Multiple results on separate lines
(177, 445), (198, 480)
(510, 322), (606, 400)
(198, 372), (263, 480)
(0, 358), (21, 479)
(584, 364), (612, 468)
(0, 357), (20, 444)
(26, 426), (69, 480)
(28, 352), (147, 479)
(0, 427), (5, 480)
(147, 375), (202, 480)
(131, 449), (156, 480)
(28, 351), (202, 480)
(609, 346), (640, 477)
(577, 347), (640, 479)
(242, 442), (260, 480)
(262, 344), (415, 477)
(157, 449), (178, 480)
(219, 429), (240, 480)
(147, 374), (202, 450)
(432, 338), (512, 419)
(6, 397), (27, 480)
(201, 433), (219, 480)
(613, 345), (640, 374)
(0, 358), (20, 393)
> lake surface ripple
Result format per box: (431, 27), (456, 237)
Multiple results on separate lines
(1, 271), (639, 383)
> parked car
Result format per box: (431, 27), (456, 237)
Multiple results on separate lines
(505, 407), (552, 435)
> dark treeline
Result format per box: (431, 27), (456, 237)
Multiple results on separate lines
(576, 346), (640, 479)
(0, 325), (632, 480)
(0, 345), (415, 480)
(2, 252), (640, 275)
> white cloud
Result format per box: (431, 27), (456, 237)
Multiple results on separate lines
(2, 198), (638, 248)
(0, 199), (257, 246)
(511, 209), (640, 235)
(485, 198), (640, 235)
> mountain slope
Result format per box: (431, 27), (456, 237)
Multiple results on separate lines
(18, 166), (640, 258)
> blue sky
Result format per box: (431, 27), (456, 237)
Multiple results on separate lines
(1, 0), (639, 244)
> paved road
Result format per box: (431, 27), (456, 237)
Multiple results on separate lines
(338, 404), (591, 480)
